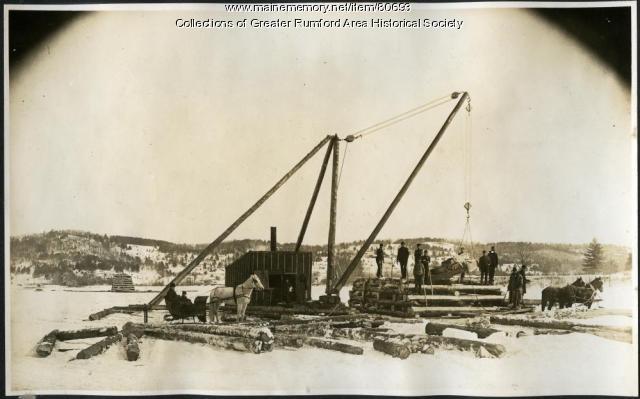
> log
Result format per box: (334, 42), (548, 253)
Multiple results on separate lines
(376, 333), (506, 358)
(373, 337), (411, 359)
(142, 326), (266, 353)
(272, 322), (331, 336)
(331, 327), (391, 341)
(489, 316), (632, 332)
(425, 322), (500, 339)
(172, 324), (274, 344)
(122, 322), (145, 339)
(404, 284), (503, 295)
(533, 329), (572, 336)
(303, 337), (364, 355)
(572, 326), (633, 344)
(126, 334), (140, 361)
(76, 333), (123, 360)
(273, 334), (304, 348)
(36, 330), (59, 357)
(56, 326), (118, 341)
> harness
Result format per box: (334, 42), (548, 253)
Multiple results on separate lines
(571, 283), (598, 304)
(233, 284), (253, 304)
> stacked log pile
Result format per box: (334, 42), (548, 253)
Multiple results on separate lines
(349, 278), (507, 317)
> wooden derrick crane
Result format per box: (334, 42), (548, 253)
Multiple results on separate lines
(147, 91), (470, 311)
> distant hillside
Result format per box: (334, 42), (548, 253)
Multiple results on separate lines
(9, 230), (631, 286)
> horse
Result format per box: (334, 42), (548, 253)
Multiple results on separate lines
(541, 277), (603, 310)
(208, 273), (264, 323)
(562, 277), (604, 309)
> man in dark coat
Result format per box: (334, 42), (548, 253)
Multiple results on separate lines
(375, 243), (385, 278)
(413, 254), (425, 292)
(520, 264), (528, 297)
(165, 282), (178, 304)
(478, 250), (490, 285)
(511, 268), (524, 309)
(396, 241), (410, 280)
(488, 246), (499, 285)
(414, 244), (424, 268)
(507, 267), (517, 305)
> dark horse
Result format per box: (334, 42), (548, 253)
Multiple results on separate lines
(541, 277), (604, 310)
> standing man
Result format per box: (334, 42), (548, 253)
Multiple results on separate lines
(520, 264), (528, 301)
(423, 250), (432, 288)
(507, 266), (518, 306)
(396, 241), (410, 280)
(488, 246), (499, 285)
(375, 243), (385, 278)
(512, 267), (524, 309)
(414, 244), (424, 270)
(478, 250), (490, 285)
(413, 252), (425, 292)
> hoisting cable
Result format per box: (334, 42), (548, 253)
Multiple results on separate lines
(343, 93), (456, 143)
(336, 141), (349, 189)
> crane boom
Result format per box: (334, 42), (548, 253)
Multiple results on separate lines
(330, 92), (470, 294)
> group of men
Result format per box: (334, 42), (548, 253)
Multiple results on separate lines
(375, 241), (431, 290)
(477, 246), (499, 285)
(507, 265), (528, 308)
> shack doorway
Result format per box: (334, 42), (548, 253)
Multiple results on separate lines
(269, 273), (299, 304)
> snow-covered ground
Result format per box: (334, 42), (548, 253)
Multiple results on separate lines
(6, 278), (638, 396)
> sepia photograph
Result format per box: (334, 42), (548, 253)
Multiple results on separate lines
(3, 1), (638, 396)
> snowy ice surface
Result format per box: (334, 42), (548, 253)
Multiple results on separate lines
(6, 278), (638, 396)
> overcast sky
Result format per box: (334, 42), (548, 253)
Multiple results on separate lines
(8, 6), (635, 247)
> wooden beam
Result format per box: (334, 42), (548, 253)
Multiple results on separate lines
(331, 92), (470, 293)
(148, 135), (333, 307)
(326, 135), (340, 293)
(295, 138), (334, 251)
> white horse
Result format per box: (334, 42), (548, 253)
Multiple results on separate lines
(209, 273), (264, 323)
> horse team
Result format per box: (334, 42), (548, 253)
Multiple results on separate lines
(541, 277), (604, 311)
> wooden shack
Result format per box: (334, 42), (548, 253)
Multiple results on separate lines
(225, 250), (313, 306)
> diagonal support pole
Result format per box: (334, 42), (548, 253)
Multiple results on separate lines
(331, 92), (470, 294)
(148, 135), (333, 308)
(326, 135), (340, 293)
(295, 137), (335, 251)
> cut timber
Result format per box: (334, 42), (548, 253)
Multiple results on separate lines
(489, 316), (632, 332)
(490, 316), (632, 344)
(142, 326), (267, 353)
(172, 324), (274, 345)
(56, 326), (118, 341)
(376, 333), (506, 358)
(273, 334), (304, 348)
(331, 327), (391, 341)
(373, 337), (411, 359)
(303, 337), (364, 355)
(126, 334), (140, 361)
(533, 329), (572, 336)
(425, 322), (500, 339)
(272, 322), (331, 336)
(36, 330), (59, 357)
(76, 333), (123, 360)
(121, 322), (145, 339)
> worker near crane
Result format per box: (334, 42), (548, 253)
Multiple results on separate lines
(507, 266), (518, 305)
(396, 241), (410, 280)
(413, 252), (425, 292)
(520, 264), (528, 300)
(375, 243), (385, 278)
(511, 267), (524, 309)
(488, 246), (499, 285)
(414, 244), (424, 267)
(478, 250), (490, 285)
